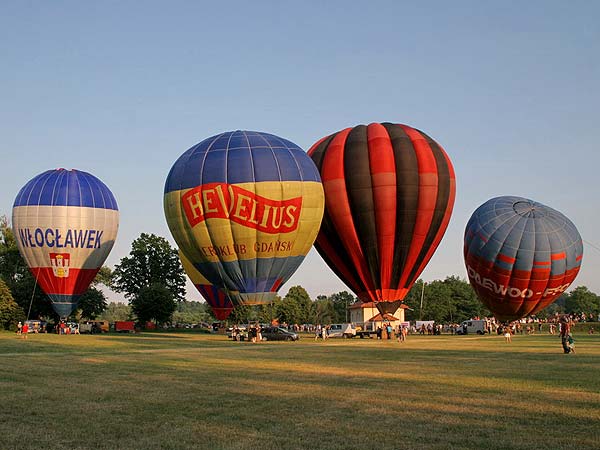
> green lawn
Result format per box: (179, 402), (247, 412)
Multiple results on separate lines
(1, 330), (599, 450)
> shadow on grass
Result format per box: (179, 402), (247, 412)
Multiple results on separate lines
(1, 332), (599, 450)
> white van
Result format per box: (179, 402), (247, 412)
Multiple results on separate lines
(327, 323), (356, 338)
(456, 319), (488, 335)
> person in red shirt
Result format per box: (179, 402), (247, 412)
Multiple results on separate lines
(21, 322), (29, 339)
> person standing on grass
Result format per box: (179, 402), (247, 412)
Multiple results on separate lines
(17, 321), (22, 335)
(397, 326), (407, 343)
(559, 316), (573, 354)
(256, 323), (262, 342)
(504, 325), (512, 343)
(21, 322), (29, 339)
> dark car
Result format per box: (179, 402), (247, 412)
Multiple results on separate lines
(261, 326), (299, 341)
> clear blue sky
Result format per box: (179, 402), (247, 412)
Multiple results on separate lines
(1, 0), (599, 302)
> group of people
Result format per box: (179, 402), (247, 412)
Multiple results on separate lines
(498, 316), (576, 353)
(314, 324), (329, 340)
(248, 323), (262, 343)
(16, 320), (48, 337)
(397, 325), (409, 343)
(57, 321), (79, 334)
(230, 323), (262, 342)
(16, 321), (28, 338)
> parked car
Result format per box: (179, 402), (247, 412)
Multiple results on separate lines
(227, 325), (247, 340)
(327, 323), (356, 338)
(79, 320), (109, 333)
(261, 326), (299, 341)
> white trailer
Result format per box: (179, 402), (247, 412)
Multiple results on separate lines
(456, 319), (488, 335)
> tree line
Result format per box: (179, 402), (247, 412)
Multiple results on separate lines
(1, 215), (599, 330)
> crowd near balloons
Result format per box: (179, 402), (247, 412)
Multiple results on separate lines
(10, 122), (583, 340)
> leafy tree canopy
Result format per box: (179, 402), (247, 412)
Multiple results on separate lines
(278, 286), (312, 324)
(173, 301), (212, 324)
(99, 302), (132, 322)
(112, 233), (186, 302)
(77, 286), (108, 320)
(564, 286), (599, 315)
(0, 216), (54, 318)
(403, 277), (489, 323)
(131, 283), (177, 325)
(0, 278), (26, 330)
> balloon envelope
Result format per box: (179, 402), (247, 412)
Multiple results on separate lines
(12, 169), (119, 318)
(179, 250), (234, 321)
(464, 196), (583, 321)
(308, 123), (456, 313)
(164, 130), (324, 306)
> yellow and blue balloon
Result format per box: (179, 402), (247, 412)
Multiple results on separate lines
(164, 130), (324, 306)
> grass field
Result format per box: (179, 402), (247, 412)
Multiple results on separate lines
(1, 330), (599, 450)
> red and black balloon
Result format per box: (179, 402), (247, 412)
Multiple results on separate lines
(308, 123), (456, 314)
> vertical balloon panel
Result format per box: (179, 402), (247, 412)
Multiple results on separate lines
(179, 250), (234, 320)
(165, 130), (324, 306)
(12, 169), (119, 318)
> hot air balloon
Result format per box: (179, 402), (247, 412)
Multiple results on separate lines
(308, 123), (456, 314)
(12, 169), (119, 319)
(464, 196), (583, 322)
(179, 249), (234, 320)
(164, 130), (324, 306)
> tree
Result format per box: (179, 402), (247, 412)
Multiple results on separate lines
(402, 279), (425, 321)
(92, 266), (114, 288)
(564, 286), (600, 315)
(172, 301), (212, 325)
(277, 286), (312, 324)
(112, 233), (186, 301)
(131, 284), (176, 325)
(329, 291), (356, 323)
(418, 280), (453, 323)
(442, 276), (489, 322)
(228, 304), (253, 324)
(78, 287), (108, 319)
(99, 302), (132, 322)
(313, 295), (335, 324)
(403, 277), (488, 323)
(0, 278), (25, 330)
(0, 216), (54, 319)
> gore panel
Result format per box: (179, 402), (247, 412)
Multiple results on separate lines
(366, 123), (397, 293)
(310, 133), (368, 295)
(383, 123), (419, 289)
(308, 134), (337, 170)
(314, 181), (365, 294)
(406, 134), (451, 285)
(343, 125), (380, 290)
